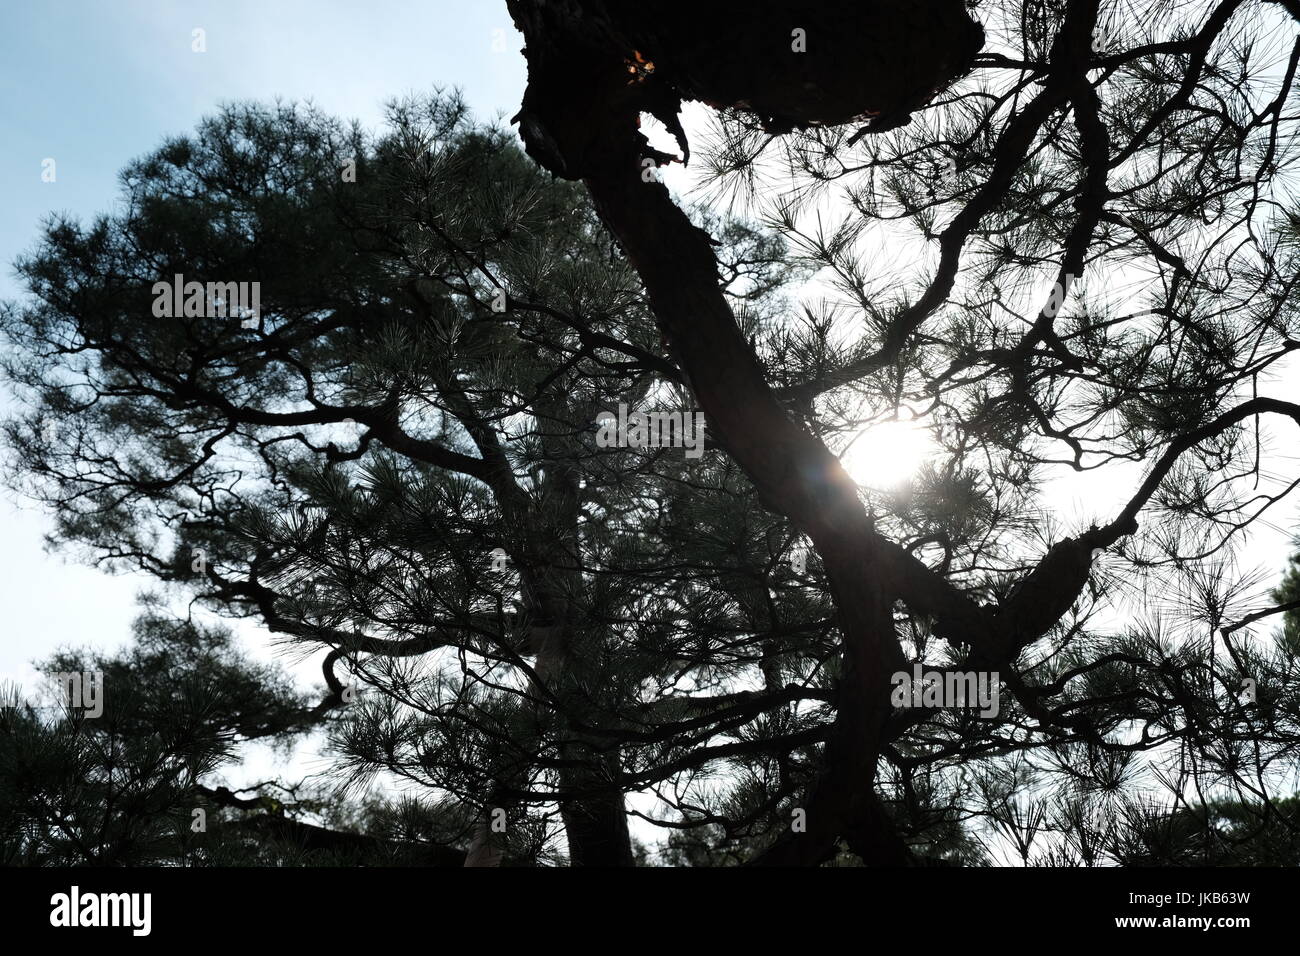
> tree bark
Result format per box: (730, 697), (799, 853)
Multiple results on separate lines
(506, 0), (986, 865)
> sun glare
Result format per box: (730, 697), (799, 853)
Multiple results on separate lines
(839, 419), (935, 489)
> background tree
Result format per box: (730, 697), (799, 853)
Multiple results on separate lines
(503, 0), (1300, 864)
(1113, 790), (1300, 865)
(1, 93), (822, 866)
(1270, 540), (1300, 653)
(0, 614), (477, 866)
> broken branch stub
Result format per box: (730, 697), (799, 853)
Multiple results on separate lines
(507, 0), (985, 179)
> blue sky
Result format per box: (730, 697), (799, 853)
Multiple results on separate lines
(0, 0), (527, 690)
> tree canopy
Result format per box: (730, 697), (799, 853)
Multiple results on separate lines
(5, 0), (1300, 866)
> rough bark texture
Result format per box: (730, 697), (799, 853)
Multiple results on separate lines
(507, 0), (984, 179)
(596, 0), (985, 131)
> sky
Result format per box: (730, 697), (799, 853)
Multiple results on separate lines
(2, 0), (1298, 852)
(0, 0), (529, 693)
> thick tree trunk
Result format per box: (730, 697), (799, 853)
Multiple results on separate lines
(440, 381), (634, 866)
(506, 0), (983, 178)
(533, 407), (636, 867)
(507, 0), (984, 864)
(557, 754), (636, 866)
(580, 139), (909, 865)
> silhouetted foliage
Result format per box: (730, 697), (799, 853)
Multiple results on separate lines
(6, 0), (1300, 866)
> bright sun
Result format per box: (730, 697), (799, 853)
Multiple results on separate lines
(839, 419), (935, 489)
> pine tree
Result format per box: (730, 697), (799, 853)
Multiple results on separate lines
(6, 0), (1300, 867)
(500, 0), (1300, 864)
